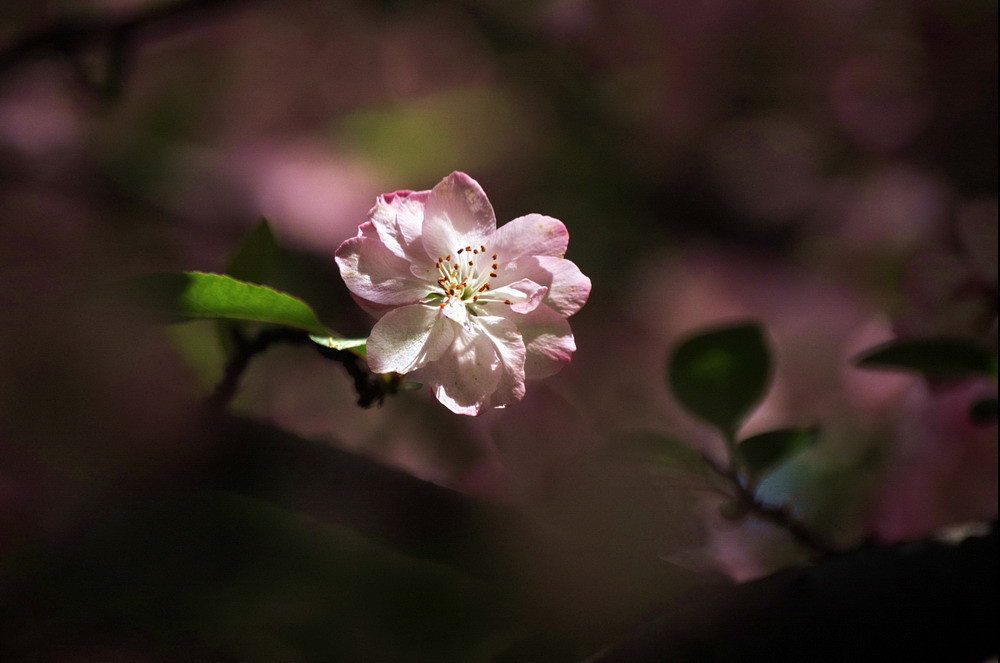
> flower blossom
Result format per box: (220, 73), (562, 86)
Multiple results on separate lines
(336, 172), (590, 415)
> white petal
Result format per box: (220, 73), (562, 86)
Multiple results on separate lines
(438, 296), (471, 327)
(366, 304), (455, 374)
(422, 330), (502, 415)
(476, 314), (527, 408)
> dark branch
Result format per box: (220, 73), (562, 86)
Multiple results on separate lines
(207, 326), (385, 412)
(0, 0), (250, 101)
(703, 454), (838, 557)
(588, 523), (998, 663)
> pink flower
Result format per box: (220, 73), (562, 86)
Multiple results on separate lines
(336, 172), (590, 415)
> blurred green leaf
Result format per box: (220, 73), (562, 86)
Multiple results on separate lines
(337, 86), (537, 181)
(615, 431), (709, 477)
(738, 426), (820, 479)
(668, 322), (772, 436)
(129, 271), (331, 335)
(225, 218), (279, 284)
(855, 338), (996, 378)
(166, 320), (227, 388)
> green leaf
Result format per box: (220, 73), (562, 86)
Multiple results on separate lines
(130, 271), (331, 335)
(738, 426), (820, 479)
(218, 219), (281, 354)
(310, 334), (368, 358)
(615, 431), (710, 476)
(855, 338), (996, 378)
(226, 218), (279, 284)
(668, 322), (772, 436)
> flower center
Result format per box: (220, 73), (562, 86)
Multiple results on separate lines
(429, 244), (511, 312)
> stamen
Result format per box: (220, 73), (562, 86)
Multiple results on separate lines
(431, 245), (509, 308)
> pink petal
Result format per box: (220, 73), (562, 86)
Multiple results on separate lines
(369, 189), (431, 265)
(366, 304), (455, 374)
(476, 314), (528, 408)
(514, 303), (577, 379)
(490, 214), (568, 266)
(422, 330), (502, 415)
(421, 172), (497, 262)
(500, 256), (591, 316)
(487, 278), (548, 314)
(335, 223), (431, 306)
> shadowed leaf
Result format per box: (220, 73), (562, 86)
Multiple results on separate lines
(738, 427), (820, 479)
(668, 323), (772, 436)
(855, 338), (996, 378)
(218, 218), (281, 353)
(970, 397), (998, 426)
(226, 218), (279, 285)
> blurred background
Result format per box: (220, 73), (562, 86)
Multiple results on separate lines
(0, 0), (996, 661)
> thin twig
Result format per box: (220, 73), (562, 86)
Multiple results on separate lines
(702, 453), (837, 557)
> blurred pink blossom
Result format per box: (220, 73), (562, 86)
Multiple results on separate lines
(895, 197), (998, 349)
(868, 379), (998, 542)
(814, 164), (951, 256)
(227, 141), (386, 254)
(708, 115), (826, 224)
(830, 36), (933, 153)
(0, 75), (81, 159)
